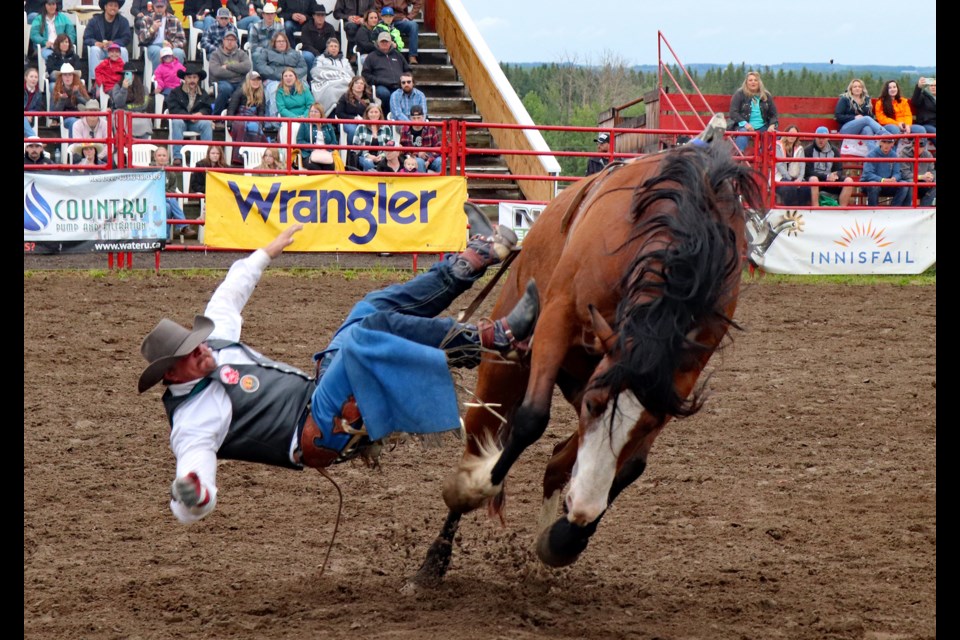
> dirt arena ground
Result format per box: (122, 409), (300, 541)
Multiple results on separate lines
(24, 258), (936, 640)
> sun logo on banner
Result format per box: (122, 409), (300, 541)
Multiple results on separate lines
(834, 220), (893, 248)
(783, 210), (805, 237)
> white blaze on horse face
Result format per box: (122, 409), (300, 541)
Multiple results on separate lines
(566, 391), (643, 526)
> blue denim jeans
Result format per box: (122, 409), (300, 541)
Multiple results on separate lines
(213, 80), (242, 116)
(170, 118), (213, 161)
(415, 156), (442, 172)
(733, 126), (763, 152)
(237, 15), (261, 31)
(393, 18), (418, 55)
(866, 186), (909, 207)
(839, 117), (885, 137)
(319, 255), (483, 361)
(882, 123), (925, 136)
(166, 197), (188, 233)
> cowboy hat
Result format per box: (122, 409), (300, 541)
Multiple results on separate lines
(138, 315), (215, 393)
(98, 0), (126, 9)
(79, 98), (102, 111)
(68, 141), (106, 156)
(53, 62), (82, 78)
(177, 63), (207, 81)
(262, 2), (277, 13)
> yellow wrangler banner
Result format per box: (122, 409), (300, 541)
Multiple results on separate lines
(206, 172), (469, 253)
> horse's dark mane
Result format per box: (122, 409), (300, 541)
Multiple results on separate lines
(594, 144), (762, 420)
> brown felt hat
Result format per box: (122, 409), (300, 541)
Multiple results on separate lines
(138, 315), (214, 393)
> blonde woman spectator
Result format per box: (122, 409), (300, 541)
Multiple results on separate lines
(296, 102), (338, 170)
(228, 71), (268, 146)
(834, 78), (884, 148)
(727, 70), (778, 152)
(911, 77), (936, 145)
(52, 65), (91, 134)
(256, 147), (285, 174)
(275, 67), (315, 117)
(353, 101), (394, 171)
(30, 0), (77, 62)
(774, 124), (809, 206)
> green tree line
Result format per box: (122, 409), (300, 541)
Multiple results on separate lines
(502, 60), (925, 175)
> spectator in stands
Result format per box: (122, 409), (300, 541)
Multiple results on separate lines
(299, 3), (338, 70)
(228, 71), (268, 145)
(209, 30), (251, 118)
(898, 139), (936, 207)
(399, 153), (419, 173)
(190, 145), (228, 194)
(24, 67), (45, 121)
(254, 31), (309, 116)
(279, 0), (314, 47)
(51, 63), (90, 134)
(353, 101), (394, 170)
(362, 31), (409, 110)
(373, 7), (403, 52)
(183, 0), (221, 32)
(248, 2), (283, 53)
(297, 102), (338, 169)
(911, 77), (936, 146)
(227, 0), (264, 32)
(834, 78), (884, 149)
(25, 0), (47, 25)
(71, 99), (109, 159)
(151, 145), (194, 237)
(46, 34), (82, 84)
(774, 124), (809, 206)
(154, 46), (187, 96)
(69, 141), (107, 169)
(256, 147), (285, 174)
(166, 63), (214, 163)
(30, 0), (76, 62)
(874, 80), (925, 138)
(804, 126), (854, 207)
(388, 71), (424, 121)
(727, 70), (778, 153)
(862, 138), (909, 207)
(201, 8), (239, 57)
(399, 104), (439, 172)
(138, 0), (187, 71)
(310, 37), (353, 115)
(333, 75), (371, 143)
(95, 42), (126, 95)
(354, 9), (381, 58)
(275, 66), (314, 117)
(375, 0), (419, 64)
(110, 59), (154, 139)
(24, 137), (53, 165)
(85, 0), (132, 71)
(585, 132), (610, 176)
(333, 0), (374, 65)
(374, 138), (402, 171)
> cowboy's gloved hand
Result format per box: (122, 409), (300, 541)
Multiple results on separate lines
(171, 472), (205, 507)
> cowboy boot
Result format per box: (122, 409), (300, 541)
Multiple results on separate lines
(453, 202), (519, 278)
(477, 279), (540, 355)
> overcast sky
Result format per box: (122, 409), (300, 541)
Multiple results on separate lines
(459, 0), (937, 68)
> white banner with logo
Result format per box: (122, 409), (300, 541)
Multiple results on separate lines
(24, 170), (168, 254)
(749, 208), (936, 274)
(498, 202), (546, 245)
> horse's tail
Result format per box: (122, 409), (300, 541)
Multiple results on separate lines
(596, 144), (762, 420)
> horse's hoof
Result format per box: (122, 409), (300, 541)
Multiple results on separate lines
(535, 517), (593, 568)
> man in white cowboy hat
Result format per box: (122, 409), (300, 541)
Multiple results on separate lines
(84, 0), (132, 73)
(585, 132), (610, 176)
(24, 137), (53, 165)
(139, 209), (539, 524)
(248, 2), (284, 54)
(70, 99), (109, 156)
(166, 62), (214, 163)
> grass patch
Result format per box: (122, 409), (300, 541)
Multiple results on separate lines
(744, 265), (936, 286)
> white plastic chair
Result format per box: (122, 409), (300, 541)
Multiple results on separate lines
(130, 142), (158, 167)
(23, 12), (31, 59)
(187, 16), (200, 61)
(239, 145), (266, 169)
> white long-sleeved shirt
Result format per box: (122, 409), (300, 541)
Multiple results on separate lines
(167, 249), (288, 523)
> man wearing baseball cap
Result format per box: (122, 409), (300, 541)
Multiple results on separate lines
(24, 137), (53, 165)
(362, 29), (410, 111)
(208, 26), (251, 117)
(200, 7), (240, 56)
(803, 126), (854, 206)
(586, 132), (610, 176)
(139, 211), (538, 527)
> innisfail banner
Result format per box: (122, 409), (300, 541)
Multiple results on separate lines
(24, 170), (167, 254)
(750, 208), (936, 275)
(206, 172), (469, 252)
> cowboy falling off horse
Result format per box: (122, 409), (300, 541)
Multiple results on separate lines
(138, 204), (539, 522)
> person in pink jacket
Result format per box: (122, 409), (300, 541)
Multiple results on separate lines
(153, 46), (187, 96)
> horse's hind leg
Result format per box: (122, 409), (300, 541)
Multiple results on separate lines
(536, 432), (578, 538)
